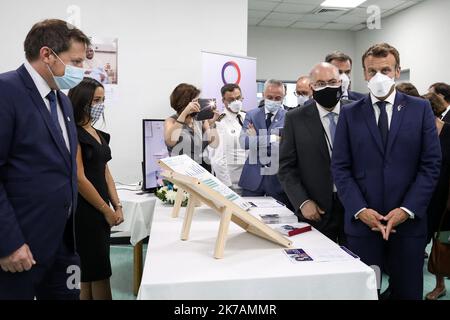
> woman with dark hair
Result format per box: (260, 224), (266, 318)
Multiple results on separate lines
(396, 82), (420, 97)
(164, 83), (220, 171)
(422, 92), (450, 300)
(68, 77), (124, 300)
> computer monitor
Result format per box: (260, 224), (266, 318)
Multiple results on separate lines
(142, 119), (169, 192)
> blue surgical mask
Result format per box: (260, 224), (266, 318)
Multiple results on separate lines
(265, 99), (282, 113)
(48, 50), (85, 90)
(90, 103), (105, 124)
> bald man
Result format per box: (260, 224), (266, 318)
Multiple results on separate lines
(278, 63), (351, 243)
(295, 76), (313, 107)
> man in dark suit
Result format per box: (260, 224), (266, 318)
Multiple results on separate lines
(325, 51), (365, 101)
(332, 43), (441, 300)
(279, 63), (350, 243)
(0, 19), (90, 299)
(239, 79), (291, 209)
(429, 82), (450, 122)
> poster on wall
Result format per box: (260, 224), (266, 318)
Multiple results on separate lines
(201, 51), (257, 112)
(84, 37), (118, 85)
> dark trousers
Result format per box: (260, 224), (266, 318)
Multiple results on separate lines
(322, 194), (346, 245)
(347, 234), (427, 300)
(0, 241), (80, 300)
(242, 176), (294, 211)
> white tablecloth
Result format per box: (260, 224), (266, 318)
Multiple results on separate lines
(138, 198), (378, 300)
(112, 189), (157, 245)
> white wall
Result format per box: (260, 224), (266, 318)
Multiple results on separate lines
(0, 0), (248, 183)
(247, 26), (356, 81)
(353, 0), (450, 94)
(248, 0), (450, 95)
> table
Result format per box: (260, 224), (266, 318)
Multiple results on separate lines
(137, 198), (378, 300)
(112, 189), (157, 295)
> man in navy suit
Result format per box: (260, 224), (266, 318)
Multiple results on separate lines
(332, 43), (441, 300)
(0, 19), (90, 299)
(239, 79), (291, 209)
(326, 51), (366, 101)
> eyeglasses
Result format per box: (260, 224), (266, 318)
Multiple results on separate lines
(225, 97), (244, 104)
(294, 91), (310, 97)
(311, 80), (341, 89)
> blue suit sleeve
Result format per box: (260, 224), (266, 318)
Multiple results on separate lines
(401, 101), (442, 219)
(0, 89), (25, 258)
(331, 106), (368, 216)
(239, 112), (270, 150)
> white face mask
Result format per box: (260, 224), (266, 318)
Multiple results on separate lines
(228, 100), (243, 113)
(297, 95), (310, 107)
(340, 73), (350, 94)
(367, 72), (396, 98)
(265, 99), (282, 113)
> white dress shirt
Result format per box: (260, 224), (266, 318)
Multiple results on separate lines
(24, 61), (71, 151)
(355, 90), (414, 219)
(264, 106), (279, 123)
(316, 101), (341, 156)
(210, 108), (247, 190)
(441, 105), (450, 120)
(370, 90), (395, 129)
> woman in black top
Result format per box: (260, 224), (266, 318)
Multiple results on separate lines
(68, 78), (124, 300)
(423, 92), (450, 300)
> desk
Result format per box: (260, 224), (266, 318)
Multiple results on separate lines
(138, 198), (378, 300)
(112, 189), (157, 295)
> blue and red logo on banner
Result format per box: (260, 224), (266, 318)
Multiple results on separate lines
(221, 61), (241, 85)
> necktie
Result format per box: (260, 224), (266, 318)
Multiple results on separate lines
(237, 114), (243, 127)
(377, 101), (389, 149)
(266, 113), (273, 129)
(46, 91), (63, 135)
(326, 112), (337, 145)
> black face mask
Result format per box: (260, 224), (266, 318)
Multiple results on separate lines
(313, 86), (342, 110)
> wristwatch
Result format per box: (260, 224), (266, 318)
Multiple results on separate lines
(114, 202), (123, 209)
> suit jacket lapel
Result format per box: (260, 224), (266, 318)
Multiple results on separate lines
(362, 95), (385, 155)
(304, 103), (330, 162)
(256, 107), (267, 130)
(386, 92), (407, 156)
(17, 65), (71, 168)
(57, 91), (78, 159)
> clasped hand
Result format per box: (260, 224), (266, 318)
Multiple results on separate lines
(358, 208), (409, 240)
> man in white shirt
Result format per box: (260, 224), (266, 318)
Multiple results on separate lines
(210, 84), (247, 193)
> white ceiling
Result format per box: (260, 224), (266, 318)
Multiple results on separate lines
(248, 0), (426, 31)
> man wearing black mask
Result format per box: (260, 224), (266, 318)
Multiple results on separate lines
(278, 63), (351, 243)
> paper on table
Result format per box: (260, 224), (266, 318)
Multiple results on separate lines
(248, 198), (285, 208)
(160, 155), (252, 211)
(284, 248), (313, 263)
(259, 214), (298, 225)
(284, 246), (359, 263)
(306, 246), (360, 262)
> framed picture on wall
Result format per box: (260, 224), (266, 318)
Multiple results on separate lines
(84, 37), (119, 85)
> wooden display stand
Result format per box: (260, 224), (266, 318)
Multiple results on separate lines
(158, 166), (292, 259)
